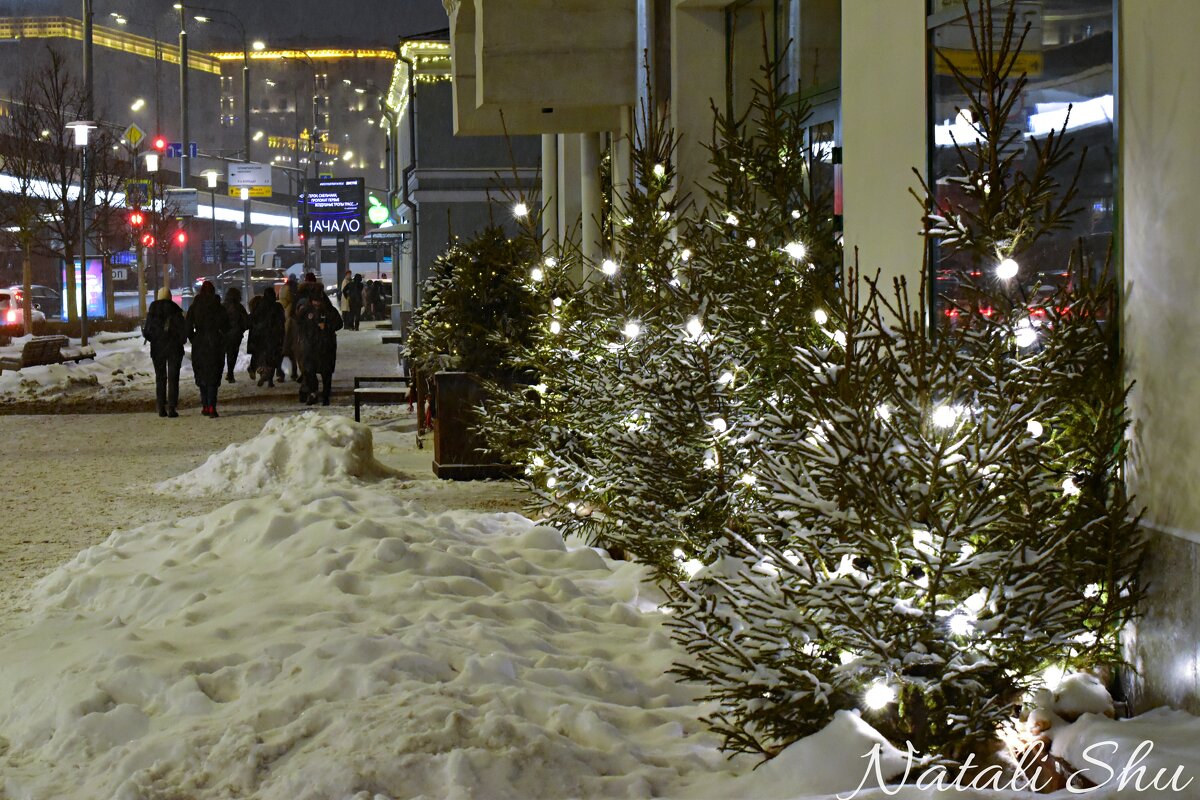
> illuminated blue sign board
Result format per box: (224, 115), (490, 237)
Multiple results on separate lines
(303, 177), (365, 236)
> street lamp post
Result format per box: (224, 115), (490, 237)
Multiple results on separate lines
(145, 151), (166, 292)
(174, 2), (193, 308)
(66, 121), (96, 346)
(203, 170), (219, 279)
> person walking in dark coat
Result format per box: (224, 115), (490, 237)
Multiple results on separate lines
(187, 281), (230, 417)
(248, 286), (285, 387)
(345, 273), (364, 331)
(143, 287), (187, 417)
(222, 286), (250, 383)
(365, 278), (382, 322)
(297, 292), (343, 405)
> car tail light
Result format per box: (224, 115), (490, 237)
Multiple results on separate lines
(5, 309), (15, 324)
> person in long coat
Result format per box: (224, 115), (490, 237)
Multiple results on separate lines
(297, 292), (343, 405)
(187, 281), (230, 417)
(222, 285), (250, 383)
(142, 287), (186, 417)
(345, 273), (364, 330)
(248, 286), (285, 387)
(279, 274), (299, 382)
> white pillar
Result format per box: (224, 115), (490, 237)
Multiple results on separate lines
(580, 131), (603, 263)
(557, 133), (582, 247)
(1121, 0), (1200, 713)
(541, 133), (559, 250)
(840, 0), (927, 291)
(670, 2), (725, 196)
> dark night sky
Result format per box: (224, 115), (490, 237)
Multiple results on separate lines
(0, 1), (450, 47)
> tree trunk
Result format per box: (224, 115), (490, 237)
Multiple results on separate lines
(22, 239), (33, 336)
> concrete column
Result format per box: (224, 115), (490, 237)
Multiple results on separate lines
(670, 2), (725, 196)
(1120, 0), (1200, 714)
(541, 134), (559, 250)
(612, 108), (633, 208)
(580, 131), (603, 262)
(557, 133), (582, 247)
(840, 0), (926, 290)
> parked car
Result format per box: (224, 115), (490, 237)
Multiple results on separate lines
(193, 268), (287, 298)
(2, 285), (61, 319)
(0, 290), (48, 326)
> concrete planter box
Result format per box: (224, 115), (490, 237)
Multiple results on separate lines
(432, 371), (519, 480)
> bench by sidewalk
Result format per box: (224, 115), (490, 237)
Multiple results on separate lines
(0, 335), (95, 374)
(353, 375), (410, 422)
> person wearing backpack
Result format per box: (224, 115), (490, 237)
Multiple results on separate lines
(222, 286), (250, 383)
(142, 287), (186, 418)
(187, 281), (230, 417)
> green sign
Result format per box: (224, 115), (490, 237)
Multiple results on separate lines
(366, 194), (390, 226)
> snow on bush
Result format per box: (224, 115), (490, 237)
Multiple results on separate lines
(155, 412), (395, 497)
(0, 489), (730, 799)
(0, 335), (155, 403)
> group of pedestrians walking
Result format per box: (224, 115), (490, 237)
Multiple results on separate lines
(142, 272), (345, 418)
(338, 272), (386, 331)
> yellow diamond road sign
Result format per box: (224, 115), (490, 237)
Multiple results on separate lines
(123, 123), (145, 149)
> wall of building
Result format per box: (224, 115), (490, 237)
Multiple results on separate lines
(1119, 0), (1200, 714)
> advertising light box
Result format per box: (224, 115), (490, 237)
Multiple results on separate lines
(60, 257), (106, 319)
(303, 177), (365, 236)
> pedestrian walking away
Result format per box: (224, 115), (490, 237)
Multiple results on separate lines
(346, 273), (364, 331)
(365, 278), (382, 322)
(223, 286), (250, 383)
(297, 292), (343, 405)
(248, 286), (286, 388)
(279, 273), (299, 383)
(339, 271), (352, 314)
(142, 287), (187, 418)
(187, 281), (231, 417)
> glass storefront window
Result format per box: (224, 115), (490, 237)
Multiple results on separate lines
(927, 0), (1115, 319)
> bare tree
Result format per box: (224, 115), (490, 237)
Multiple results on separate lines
(0, 46), (124, 330)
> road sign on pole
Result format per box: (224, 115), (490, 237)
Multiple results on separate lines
(122, 123), (145, 149)
(165, 142), (198, 159)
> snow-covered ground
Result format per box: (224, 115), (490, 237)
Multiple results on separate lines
(2, 403), (1200, 797)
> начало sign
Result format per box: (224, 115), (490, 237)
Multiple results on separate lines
(303, 177), (365, 236)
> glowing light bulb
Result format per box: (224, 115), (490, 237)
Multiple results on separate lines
(932, 405), (957, 429)
(740, 473), (757, 487)
(814, 309), (829, 326)
(791, 209), (801, 219)
(652, 163), (666, 178)
(784, 241), (807, 261)
(549, 320), (562, 334)
(680, 249), (692, 263)
(746, 237), (757, 249)
(725, 213), (739, 226)
(996, 258), (1019, 280)
(530, 267), (544, 283)
(512, 202), (529, 218)
(864, 682), (896, 710)
(718, 371), (735, 385)
(948, 613), (975, 637)
(1027, 420), (1044, 438)
(710, 418), (728, 434)
(1015, 320), (1038, 348)
(534, 383), (548, 394)
(532, 455), (545, 468)
(543, 256), (557, 268)
(686, 317), (704, 339)
(623, 321), (641, 339)
(1062, 477), (1081, 497)
(552, 297), (563, 307)
(832, 330), (847, 347)
(601, 259), (618, 276)
(875, 404), (892, 422)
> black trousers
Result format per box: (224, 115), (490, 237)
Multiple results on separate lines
(198, 382), (219, 407)
(347, 301), (361, 330)
(225, 342), (241, 378)
(299, 370), (333, 403)
(152, 352), (182, 412)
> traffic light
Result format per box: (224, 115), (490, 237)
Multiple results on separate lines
(174, 230), (187, 246)
(152, 135), (167, 152)
(141, 233), (156, 248)
(128, 210), (145, 228)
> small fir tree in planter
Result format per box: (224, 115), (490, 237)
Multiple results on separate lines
(406, 225), (544, 478)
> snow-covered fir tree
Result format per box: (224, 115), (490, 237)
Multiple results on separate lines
(666, 0), (1142, 766)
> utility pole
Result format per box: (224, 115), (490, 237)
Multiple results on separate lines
(178, 4), (192, 307)
(80, 0), (93, 344)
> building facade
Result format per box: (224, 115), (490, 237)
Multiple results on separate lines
(444, 0), (1200, 713)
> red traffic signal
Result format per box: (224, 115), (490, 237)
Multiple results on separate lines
(128, 210), (145, 227)
(174, 230), (188, 246)
(141, 233), (156, 247)
(152, 136), (168, 151)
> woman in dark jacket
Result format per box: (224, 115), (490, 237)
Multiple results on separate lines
(222, 286), (250, 383)
(248, 286), (285, 387)
(143, 287), (187, 417)
(187, 281), (230, 417)
(297, 292), (343, 405)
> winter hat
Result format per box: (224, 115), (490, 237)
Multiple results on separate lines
(156, 287), (171, 301)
